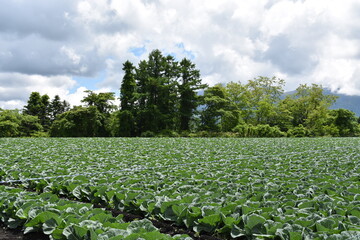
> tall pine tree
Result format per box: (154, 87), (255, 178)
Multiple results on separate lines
(179, 58), (207, 131)
(118, 49), (206, 135)
(117, 61), (137, 136)
(120, 61), (136, 111)
(24, 92), (42, 116)
(24, 92), (51, 130)
(50, 95), (70, 121)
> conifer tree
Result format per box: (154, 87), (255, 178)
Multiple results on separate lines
(179, 58), (207, 131)
(120, 61), (136, 111)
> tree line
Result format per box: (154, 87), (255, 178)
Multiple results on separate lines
(1, 49), (359, 138)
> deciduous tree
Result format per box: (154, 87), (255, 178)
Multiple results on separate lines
(50, 106), (105, 137)
(81, 90), (116, 115)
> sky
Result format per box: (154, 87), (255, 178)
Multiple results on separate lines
(1, 0), (360, 109)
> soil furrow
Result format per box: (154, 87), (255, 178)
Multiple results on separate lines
(0, 183), (223, 240)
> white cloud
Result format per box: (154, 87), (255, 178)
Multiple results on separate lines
(311, 58), (360, 95)
(1, 0), (360, 109)
(65, 86), (88, 107)
(0, 100), (24, 110)
(0, 73), (77, 109)
(98, 58), (124, 90)
(60, 46), (82, 65)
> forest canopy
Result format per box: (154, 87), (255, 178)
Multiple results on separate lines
(1, 49), (359, 138)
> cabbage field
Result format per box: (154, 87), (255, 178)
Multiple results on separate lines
(0, 138), (360, 240)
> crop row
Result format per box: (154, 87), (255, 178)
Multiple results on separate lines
(0, 185), (191, 240)
(0, 138), (351, 182)
(1, 138), (360, 239)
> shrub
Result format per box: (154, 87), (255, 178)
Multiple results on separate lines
(141, 131), (156, 137)
(232, 124), (250, 137)
(233, 124), (285, 137)
(255, 124), (285, 137)
(323, 124), (340, 137)
(31, 131), (49, 138)
(287, 124), (308, 137)
(158, 129), (180, 137)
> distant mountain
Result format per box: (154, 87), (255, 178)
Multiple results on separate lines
(284, 89), (360, 116)
(327, 90), (360, 117)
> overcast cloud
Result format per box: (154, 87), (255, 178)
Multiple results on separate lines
(1, 0), (360, 109)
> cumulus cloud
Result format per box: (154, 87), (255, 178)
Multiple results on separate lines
(65, 86), (89, 107)
(1, 0), (360, 109)
(0, 72), (77, 108)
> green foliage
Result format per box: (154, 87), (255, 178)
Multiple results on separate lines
(50, 95), (70, 121)
(323, 124), (340, 137)
(135, 50), (179, 133)
(244, 76), (285, 125)
(232, 124), (252, 137)
(0, 187), (184, 239)
(110, 110), (135, 137)
(23, 92), (51, 130)
(232, 123), (285, 137)
(284, 84), (338, 127)
(1, 138), (360, 239)
(39, 94), (51, 129)
(120, 61), (137, 111)
(332, 109), (359, 136)
(117, 50), (206, 136)
(50, 106), (106, 137)
(157, 129), (180, 137)
(81, 90), (116, 115)
(287, 124), (308, 137)
(23, 92), (43, 116)
(275, 99), (294, 132)
(200, 84), (228, 131)
(22, 92), (70, 133)
(0, 109), (43, 137)
(0, 120), (19, 137)
(254, 124), (285, 137)
(220, 110), (241, 132)
(7, 51), (360, 138)
(140, 130), (156, 137)
(19, 113), (44, 137)
(30, 131), (49, 138)
(178, 58), (207, 131)
(136, 106), (162, 134)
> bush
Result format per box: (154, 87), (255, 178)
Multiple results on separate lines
(233, 124), (285, 137)
(158, 129), (180, 137)
(232, 124), (251, 137)
(254, 124), (285, 137)
(186, 131), (225, 138)
(30, 131), (49, 138)
(193, 131), (216, 137)
(287, 124), (308, 137)
(141, 131), (156, 137)
(219, 132), (238, 138)
(49, 106), (106, 137)
(323, 124), (340, 137)
(0, 120), (19, 137)
(179, 131), (191, 137)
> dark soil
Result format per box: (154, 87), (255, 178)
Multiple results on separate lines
(0, 204), (223, 240)
(107, 208), (223, 240)
(0, 223), (49, 240)
(1, 184), (224, 240)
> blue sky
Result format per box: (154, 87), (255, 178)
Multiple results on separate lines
(1, 0), (360, 109)
(71, 72), (107, 94)
(129, 46), (147, 57)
